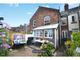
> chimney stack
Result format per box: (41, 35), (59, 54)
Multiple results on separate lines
(64, 4), (69, 11)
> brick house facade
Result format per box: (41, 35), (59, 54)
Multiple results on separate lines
(29, 6), (60, 32)
(27, 4), (80, 48)
(28, 6), (60, 48)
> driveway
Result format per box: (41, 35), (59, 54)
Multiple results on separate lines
(9, 45), (40, 56)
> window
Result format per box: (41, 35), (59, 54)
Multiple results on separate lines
(33, 20), (36, 27)
(34, 30), (43, 37)
(44, 16), (51, 25)
(45, 30), (48, 37)
(37, 31), (39, 37)
(72, 16), (75, 22)
(48, 30), (53, 38)
(72, 28), (78, 32)
(71, 15), (77, 24)
(34, 31), (36, 36)
(44, 29), (53, 39)
(40, 30), (43, 37)
(62, 30), (67, 38)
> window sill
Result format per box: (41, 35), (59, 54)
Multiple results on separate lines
(44, 37), (53, 39)
(71, 22), (77, 24)
(61, 24), (67, 26)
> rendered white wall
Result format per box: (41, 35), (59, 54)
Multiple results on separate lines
(68, 13), (79, 31)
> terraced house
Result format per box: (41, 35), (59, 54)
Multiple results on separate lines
(28, 6), (61, 48)
(28, 4), (80, 48)
(61, 4), (80, 40)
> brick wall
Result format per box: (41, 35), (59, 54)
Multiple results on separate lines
(28, 6), (60, 32)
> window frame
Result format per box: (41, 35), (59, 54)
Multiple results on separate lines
(44, 16), (51, 25)
(71, 15), (77, 23)
(33, 20), (36, 27)
(62, 30), (68, 39)
(44, 29), (53, 39)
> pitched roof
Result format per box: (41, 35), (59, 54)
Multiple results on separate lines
(33, 23), (59, 30)
(68, 6), (80, 12)
(30, 6), (60, 22)
(39, 6), (59, 12)
(61, 5), (80, 16)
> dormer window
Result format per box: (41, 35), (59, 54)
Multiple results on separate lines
(33, 20), (36, 27)
(44, 16), (51, 25)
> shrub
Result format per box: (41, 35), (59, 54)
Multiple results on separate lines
(64, 41), (77, 56)
(0, 47), (9, 56)
(74, 52), (80, 56)
(65, 40), (72, 48)
(0, 38), (2, 45)
(64, 32), (80, 56)
(39, 42), (55, 56)
(64, 48), (74, 56)
(72, 32), (80, 47)
(27, 32), (32, 34)
(0, 28), (11, 56)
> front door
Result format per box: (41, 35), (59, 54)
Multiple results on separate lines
(62, 30), (68, 39)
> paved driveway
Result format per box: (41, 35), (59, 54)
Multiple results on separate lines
(9, 45), (40, 56)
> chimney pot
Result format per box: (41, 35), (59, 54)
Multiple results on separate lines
(64, 4), (69, 11)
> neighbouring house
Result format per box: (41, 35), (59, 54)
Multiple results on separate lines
(26, 24), (31, 34)
(28, 4), (80, 48)
(60, 4), (69, 42)
(28, 6), (60, 48)
(10, 24), (27, 33)
(61, 4), (80, 40)
(68, 5), (80, 32)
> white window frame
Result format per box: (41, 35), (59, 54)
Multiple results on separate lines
(34, 30), (43, 38)
(62, 30), (68, 38)
(33, 20), (36, 27)
(44, 29), (53, 39)
(72, 16), (75, 22)
(44, 16), (51, 25)
(71, 15), (77, 23)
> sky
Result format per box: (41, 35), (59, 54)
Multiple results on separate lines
(0, 3), (79, 27)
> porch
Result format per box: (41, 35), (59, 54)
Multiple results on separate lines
(32, 23), (59, 48)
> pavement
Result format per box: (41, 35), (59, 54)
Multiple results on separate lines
(53, 46), (65, 56)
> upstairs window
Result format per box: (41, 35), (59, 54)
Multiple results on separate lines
(71, 16), (77, 23)
(44, 16), (51, 25)
(33, 20), (36, 27)
(72, 16), (75, 22)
